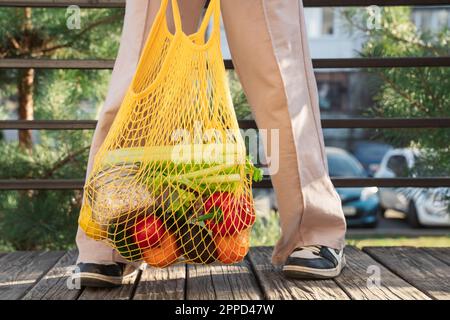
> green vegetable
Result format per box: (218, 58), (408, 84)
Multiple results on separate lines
(103, 144), (244, 164)
(102, 146), (263, 201)
(177, 163), (235, 180)
(108, 221), (143, 262)
(245, 157), (264, 182)
(252, 166), (264, 182)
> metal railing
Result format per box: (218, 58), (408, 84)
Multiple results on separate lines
(0, 0), (449, 190)
(1, 0), (449, 8)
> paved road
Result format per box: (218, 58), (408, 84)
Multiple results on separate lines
(348, 210), (450, 236)
(253, 190), (450, 236)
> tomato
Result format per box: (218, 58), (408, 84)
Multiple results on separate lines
(133, 214), (165, 249)
(204, 192), (255, 236)
(214, 229), (250, 264)
(143, 233), (181, 267)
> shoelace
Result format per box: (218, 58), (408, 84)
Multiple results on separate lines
(294, 245), (322, 255)
(303, 245), (322, 254)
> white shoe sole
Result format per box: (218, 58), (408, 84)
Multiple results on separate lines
(282, 255), (346, 279)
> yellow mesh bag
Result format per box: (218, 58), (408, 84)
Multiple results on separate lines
(79, 0), (261, 267)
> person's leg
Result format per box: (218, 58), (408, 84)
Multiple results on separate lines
(76, 0), (206, 266)
(76, 0), (153, 265)
(221, 0), (346, 267)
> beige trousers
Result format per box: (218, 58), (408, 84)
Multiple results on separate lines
(76, 0), (346, 266)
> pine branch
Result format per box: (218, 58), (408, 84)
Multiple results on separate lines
(42, 145), (90, 179)
(375, 70), (428, 115)
(341, 9), (444, 56)
(38, 12), (123, 55)
(417, 69), (443, 114)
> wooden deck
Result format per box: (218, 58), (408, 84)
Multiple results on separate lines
(0, 246), (449, 300)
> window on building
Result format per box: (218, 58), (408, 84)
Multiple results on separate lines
(317, 80), (346, 111)
(322, 8), (335, 35)
(413, 8), (450, 32)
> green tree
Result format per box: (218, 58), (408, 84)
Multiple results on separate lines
(228, 71), (252, 120)
(343, 7), (450, 176)
(0, 6), (123, 147)
(0, 6), (123, 250)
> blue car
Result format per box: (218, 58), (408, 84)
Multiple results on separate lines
(327, 147), (380, 228)
(352, 141), (392, 176)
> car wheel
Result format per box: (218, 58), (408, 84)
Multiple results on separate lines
(364, 220), (378, 229)
(379, 206), (387, 218)
(407, 201), (422, 228)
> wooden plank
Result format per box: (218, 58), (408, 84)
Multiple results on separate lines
(22, 250), (81, 300)
(0, 251), (64, 300)
(422, 248), (450, 266)
(335, 246), (429, 300)
(186, 260), (263, 300)
(364, 247), (450, 300)
(133, 263), (186, 300)
(247, 247), (349, 300)
(78, 265), (142, 300)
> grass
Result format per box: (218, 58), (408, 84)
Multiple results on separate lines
(0, 241), (14, 252)
(347, 235), (450, 248)
(250, 211), (281, 247)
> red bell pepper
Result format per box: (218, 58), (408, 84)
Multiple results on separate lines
(201, 192), (255, 236)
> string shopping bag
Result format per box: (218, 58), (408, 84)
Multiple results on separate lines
(79, 0), (261, 267)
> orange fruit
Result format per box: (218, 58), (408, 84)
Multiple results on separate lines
(214, 229), (250, 264)
(143, 233), (181, 267)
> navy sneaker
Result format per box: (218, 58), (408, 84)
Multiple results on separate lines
(282, 246), (346, 279)
(73, 262), (138, 288)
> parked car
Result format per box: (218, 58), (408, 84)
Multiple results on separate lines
(352, 141), (392, 176)
(375, 148), (450, 227)
(326, 147), (380, 228)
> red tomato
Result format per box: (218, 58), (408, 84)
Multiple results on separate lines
(133, 215), (165, 249)
(204, 192), (255, 236)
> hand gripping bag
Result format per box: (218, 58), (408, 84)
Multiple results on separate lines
(78, 0), (260, 267)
